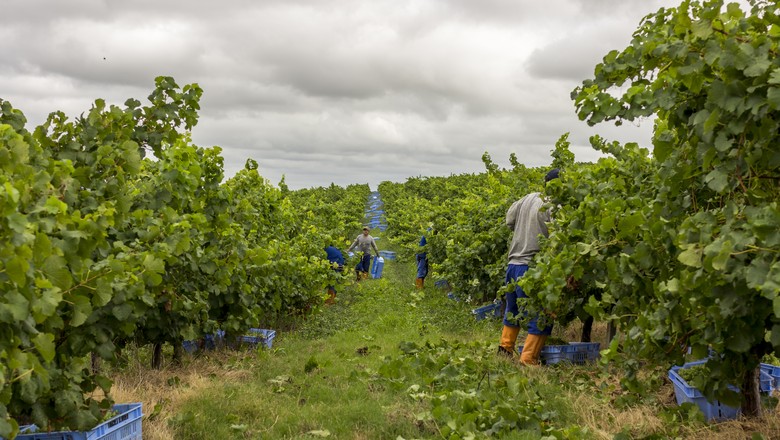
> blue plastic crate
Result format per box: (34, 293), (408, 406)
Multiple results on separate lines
(472, 302), (502, 321)
(204, 330), (226, 349)
(761, 363), (780, 390)
(434, 279), (449, 288)
(183, 330), (225, 353)
(13, 403), (142, 440)
(675, 358), (776, 392)
(516, 342), (601, 365)
(236, 329), (276, 349)
(182, 339), (199, 354)
(544, 342), (600, 364)
(379, 251), (396, 260)
(668, 361), (739, 421)
(371, 256), (384, 279)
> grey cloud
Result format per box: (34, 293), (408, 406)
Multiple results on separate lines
(525, 28), (627, 82)
(524, 1), (682, 82)
(2, 0), (682, 190)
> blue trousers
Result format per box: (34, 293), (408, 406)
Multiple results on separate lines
(416, 252), (428, 278)
(503, 264), (552, 335)
(356, 253), (372, 273)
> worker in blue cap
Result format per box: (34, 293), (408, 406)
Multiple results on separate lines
(415, 231), (429, 289)
(324, 245), (344, 304)
(498, 168), (559, 365)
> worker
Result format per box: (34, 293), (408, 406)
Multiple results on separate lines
(415, 232), (429, 289)
(324, 245), (344, 304)
(498, 168), (559, 365)
(346, 226), (380, 281)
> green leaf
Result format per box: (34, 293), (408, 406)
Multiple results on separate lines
(19, 378), (38, 404)
(4, 291), (30, 321)
(4, 182), (20, 203)
(42, 196), (67, 214)
(704, 169), (729, 193)
(769, 69), (780, 85)
(32, 287), (62, 320)
(713, 133), (731, 152)
(33, 233), (53, 265)
(771, 325), (780, 349)
(710, 242), (731, 271)
(576, 242), (592, 255)
(678, 247), (702, 268)
(773, 297), (780, 320)
(744, 59), (771, 78)
(121, 141), (142, 174)
(70, 294), (92, 327)
(112, 303), (133, 321)
(7, 212), (27, 234)
(691, 19), (713, 39)
(94, 375), (113, 392)
(768, 87), (780, 110)
(692, 109), (710, 126)
(93, 276), (113, 307)
(143, 254), (165, 273)
(61, 230), (88, 240)
(747, 259), (769, 291)
(7, 256), (29, 287)
(617, 212), (644, 238)
(32, 333), (56, 363)
(0, 417), (17, 440)
(599, 215), (615, 233)
(729, 330), (751, 352)
(653, 129), (675, 161)
(399, 341), (419, 354)
(665, 278), (680, 293)
(41, 255), (72, 291)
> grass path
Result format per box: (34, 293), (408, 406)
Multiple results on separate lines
(111, 247), (780, 439)
(113, 249), (509, 438)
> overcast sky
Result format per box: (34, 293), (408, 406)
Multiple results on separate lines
(2, 0), (702, 189)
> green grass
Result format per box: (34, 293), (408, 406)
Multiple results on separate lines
(130, 251), (672, 439)
(168, 249), (561, 439)
(114, 244), (780, 439)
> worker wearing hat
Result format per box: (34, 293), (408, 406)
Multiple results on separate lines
(346, 226), (380, 281)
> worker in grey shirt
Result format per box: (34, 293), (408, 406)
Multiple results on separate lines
(347, 226), (380, 280)
(498, 168), (559, 365)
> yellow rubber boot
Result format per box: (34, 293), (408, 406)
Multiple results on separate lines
(415, 278), (424, 289)
(498, 326), (520, 357)
(519, 334), (548, 366)
(325, 287), (336, 305)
